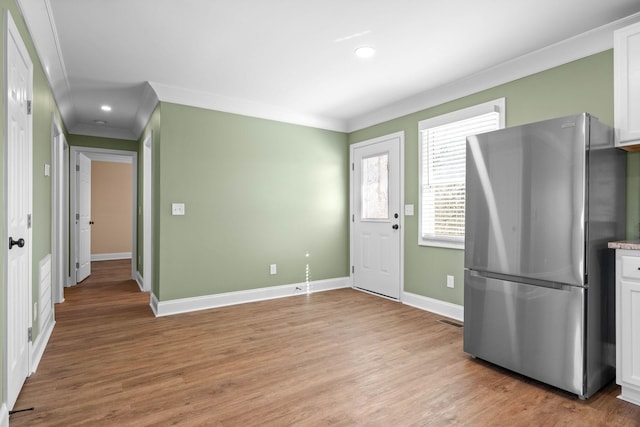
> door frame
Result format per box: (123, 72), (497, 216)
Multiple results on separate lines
(142, 132), (152, 292)
(51, 115), (68, 302)
(69, 146), (138, 284)
(349, 131), (405, 300)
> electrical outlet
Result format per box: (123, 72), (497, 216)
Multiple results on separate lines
(171, 203), (185, 215)
(446, 275), (454, 288)
(270, 264), (277, 275)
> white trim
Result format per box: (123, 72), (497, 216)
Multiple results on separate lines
(402, 291), (464, 322)
(135, 270), (145, 292)
(70, 147), (138, 284)
(16, 0), (640, 135)
(133, 84), (159, 140)
(349, 132), (405, 301)
(149, 81), (347, 132)
(152, 277), (350, 317)
(347, 12), (640, 132)
(91, 252), (132, 261)
(142, 132), (153, 293)
(418, 98), (505, 249)
(16, 0), (76, 127)
(417, 98), (506, 131)
(0, 404), (8, 427)
(50, 114), (67, 304)
(84, 152), (132, 164)
(150, 292), (159, 316)
(30, 314), (55, 375)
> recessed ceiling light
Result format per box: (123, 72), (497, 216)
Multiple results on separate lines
(101, 105), (112, 112)
(354, 46), (376, 58)
(94, 120), (107, 125)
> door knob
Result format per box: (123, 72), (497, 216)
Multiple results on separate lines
(392, 224), (399, 230)
(9, 237), (25, 249)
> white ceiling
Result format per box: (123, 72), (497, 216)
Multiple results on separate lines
(17, 0), (640, 140)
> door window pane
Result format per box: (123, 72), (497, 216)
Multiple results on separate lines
(361, 153), (389, 219)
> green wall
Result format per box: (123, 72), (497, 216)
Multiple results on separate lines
(156, 103), (349, 301)
(349, 50), (637, 306)
(1, 0), (636, 410)
(0, 0), (63, 407)
(67, 134), (138, 151)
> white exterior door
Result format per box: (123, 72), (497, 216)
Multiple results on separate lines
(5, 11), (33, 410)
(351, 133), (403, 299)
(76, 153), (92, 282)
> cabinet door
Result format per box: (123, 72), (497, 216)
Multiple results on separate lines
(620, 278), (640, 388)
(615, 21), (640, 146)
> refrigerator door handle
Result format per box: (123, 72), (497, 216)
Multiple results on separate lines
(468, 269), (577, 291)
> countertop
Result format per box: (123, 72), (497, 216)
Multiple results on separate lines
(608, 240), (640, 250)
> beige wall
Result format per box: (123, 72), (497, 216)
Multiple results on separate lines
(91, 161), (132, 255)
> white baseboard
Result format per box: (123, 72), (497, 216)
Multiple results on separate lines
(31, 314), (55, 374)
(135, 270), (144, 291)
(91, 252), (132, 261)
(0, 403), (7, 427)
(152, 277), (350, 317)
(402, 291), (464, 322)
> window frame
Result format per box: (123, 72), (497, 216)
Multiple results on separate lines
(418, 98), (505, 249)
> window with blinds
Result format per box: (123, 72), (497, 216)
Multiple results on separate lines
(418, 99), (504, 249)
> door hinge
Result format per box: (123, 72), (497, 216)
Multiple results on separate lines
(352, 214), (354, 222)
(28, 327), (32, 342)
(351, 163), (354, 171)
(352, 266), (355, 274)
(27, 100), (32, 115)
(76, 213), (80, 221)
(76, 164), (80, 172)
(76, 262), (80, 269)
(27, 214), (31, 229)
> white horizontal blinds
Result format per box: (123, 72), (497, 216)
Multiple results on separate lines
(421, 111), (500, 242)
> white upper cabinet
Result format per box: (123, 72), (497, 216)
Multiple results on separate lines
(615, 21), (640, 149)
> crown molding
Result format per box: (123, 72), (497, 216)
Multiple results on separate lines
(132, 82), (159, 140)
(18, 0), (77, 130)
(149, 82), (348, 132)
(346, 12), (640, 133)
(17, 0), (640, 137)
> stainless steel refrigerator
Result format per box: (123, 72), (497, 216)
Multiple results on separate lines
(463, 113), (626, 399)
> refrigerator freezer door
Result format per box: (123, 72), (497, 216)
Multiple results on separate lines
(465, 114), (587, 286)
(463, 271), (586, 397)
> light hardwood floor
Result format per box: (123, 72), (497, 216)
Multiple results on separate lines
(10, 260), (640, 426)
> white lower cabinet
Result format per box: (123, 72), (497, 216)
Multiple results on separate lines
(616, 249), (640, 405)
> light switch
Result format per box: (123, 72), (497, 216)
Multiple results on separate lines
(404, 204), (414, 216)
(172, 203), (185, 216)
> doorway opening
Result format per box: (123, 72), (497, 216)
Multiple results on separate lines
(68, 147), (138, 288)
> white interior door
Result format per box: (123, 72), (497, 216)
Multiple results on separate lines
(76, 153), (92, 282)
(5, 10), (33, 410)
(351, 133), (403, 299)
